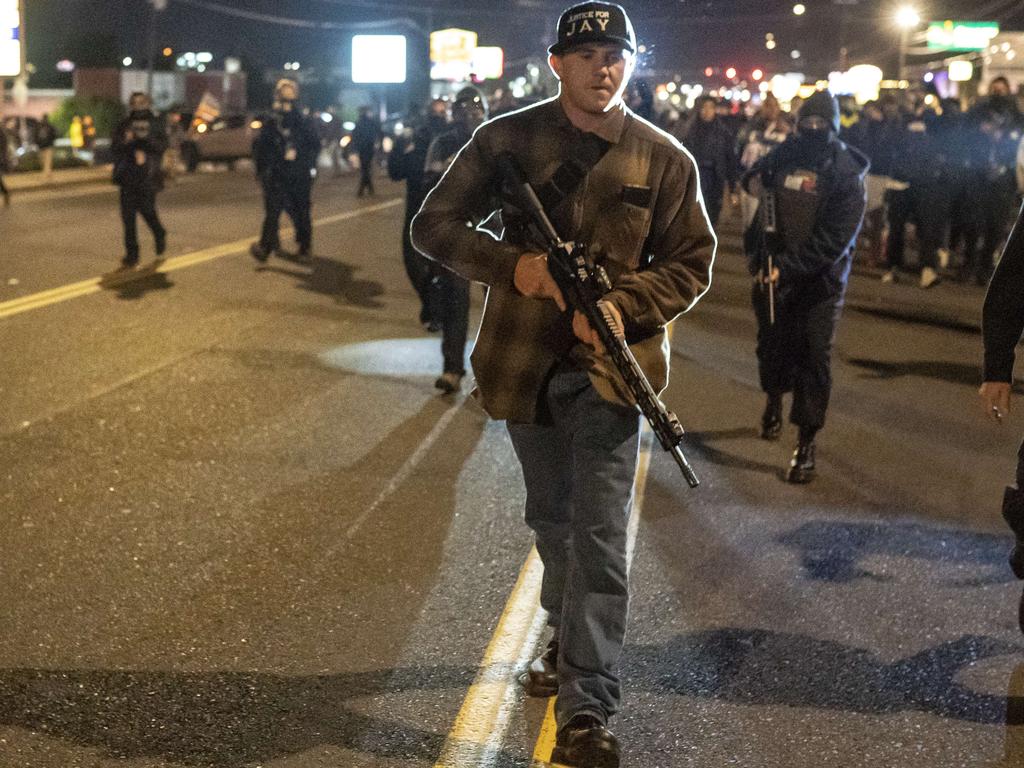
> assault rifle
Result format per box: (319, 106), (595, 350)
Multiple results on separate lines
(498, 153), (700, 488)
(759, 186), (779, 325)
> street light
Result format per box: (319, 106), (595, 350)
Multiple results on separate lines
(895, 5), (920, 80)
(793, 3), (806, 15)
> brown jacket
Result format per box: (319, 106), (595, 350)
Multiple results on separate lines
(411, 97), (716, 423)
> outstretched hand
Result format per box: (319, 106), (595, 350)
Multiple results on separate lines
(980, 381), (1012, 423)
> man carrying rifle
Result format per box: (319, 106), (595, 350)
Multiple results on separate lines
(412, 3), (714, 765)
(743, 91), (868, 483)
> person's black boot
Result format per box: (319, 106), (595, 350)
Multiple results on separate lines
(786, 429), (816, 484)
(518, 639), (558, 697)
(249, 243), (270, 263)
(760, 394), (783, 440)
(155, 230), (167, 257)
(551, 713), (620, 768)
(1002, 485), (1024, 580)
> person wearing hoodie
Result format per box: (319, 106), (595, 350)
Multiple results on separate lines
(388, 98), (450, 330)
(677, 95), (738, 228)
(419, 87), (488, 394)
(249, 79), (321, 264)
(112, 92), (168, 269)
(743, 90), (868, 483)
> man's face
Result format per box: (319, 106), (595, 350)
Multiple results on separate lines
(699, 100), (717, 122)
(129, 95), (150, 112)
(430, 100), (448, 119)
(991, 79), (1010, 97)
(550, 43), (632, 115)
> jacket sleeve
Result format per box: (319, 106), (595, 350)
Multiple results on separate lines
(142, 118), (168, 156)
(410, 126), (523, 288)
(777, 166), (866, 279)
(1017, 135), (1024, 194)
(983, 203), (1024, 382)
(604, 149), (717, 330)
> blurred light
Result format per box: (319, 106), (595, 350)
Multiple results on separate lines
(704, 67), (714, 77)
(637, 44), (647, 54)
(394, 121), (404, 133)
(320, 113), (333, 123)
(766, 40), (777, 50)
(725, 66), (737, 79)
(924, 94), (936, 106)
(163, 47), (173, 57)
(1001, 42), (1011, 52)
(196, 123), (208, 133)
(923, 71), (934, 83)
(948, 60), (973, 82)
(382, 136), (394, 153)
(1008, 50), (1018, 61)
(353, 35), (406, 83)
(766, 32), (775, 40)
(196, 64), (206, 72)
(791, 49), (801, 59)
(250, 120), (263, 130)
(342, 121), (356, 131)
(752, 68), (764, 81)
(895, 6), (920, 29)
(56, 59), (75, 73)
(196, 52), (213, 64)
(792, 4), (806, 15)
(122, 56), (133, 67)
(658, 90), (670, 102)
(666, 81), (677, 93)
(340, 135), (352, 148)
(292, 61), (301, 70)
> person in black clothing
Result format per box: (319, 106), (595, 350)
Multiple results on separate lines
(420, 87), (488, 393)
(112, 92), (168, 268)
(0, 121), (10, 207)
(677, 95), (738, 227)
(35, 113), (57, 181)
(352, 107), (381, 197)
(979, 201), (1024, 633)
(743, 90), (868, 483)
(250, 79), (321, 264)
(961, 107), (1021, 285)
(388, 98), (449, 329)
(882, 110), (949, 288)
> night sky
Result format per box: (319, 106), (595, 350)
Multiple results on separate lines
(22, 0), (1024, 88)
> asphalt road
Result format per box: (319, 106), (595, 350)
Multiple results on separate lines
(1, 166), (1022, 768)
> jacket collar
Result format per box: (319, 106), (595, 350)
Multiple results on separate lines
(548, 96), (629, 144)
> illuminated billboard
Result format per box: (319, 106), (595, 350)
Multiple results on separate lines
(352, 35), (407, 84)
(0, 0), (21, 77)
(430, 28), (477, 81)
(927, 21), (999, 51)
(471, 47), (504, 80)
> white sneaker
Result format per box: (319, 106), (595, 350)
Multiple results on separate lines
(881, 270), (896, 284)
(920, 266), (940, 289)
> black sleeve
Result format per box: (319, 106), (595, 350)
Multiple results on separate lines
(983, 203), (1024, 382)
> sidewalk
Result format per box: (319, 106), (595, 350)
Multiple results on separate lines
(5, 164), (113, 192)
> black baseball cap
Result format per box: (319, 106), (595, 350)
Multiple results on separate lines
(549, 2), (636, 56)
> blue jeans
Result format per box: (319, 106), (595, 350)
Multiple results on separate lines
(507, 370), (641, 726)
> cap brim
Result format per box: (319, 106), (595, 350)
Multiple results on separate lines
(549, 35), (636, 56)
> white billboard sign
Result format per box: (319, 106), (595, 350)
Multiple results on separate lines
(352, 35), (407, 84)
(0, 0), (22, 77)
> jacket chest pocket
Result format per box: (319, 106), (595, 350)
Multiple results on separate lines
(606, 199), (653, 270)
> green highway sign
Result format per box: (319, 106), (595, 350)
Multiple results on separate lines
(927, 20), (1000, 51)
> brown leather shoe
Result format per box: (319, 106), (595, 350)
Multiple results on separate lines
(518, 639), (558, 697)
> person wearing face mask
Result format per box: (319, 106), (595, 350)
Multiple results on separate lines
(111, 92), (168, 269)
(388, 98), (450, 330)
(250, 79), (321, 264)
(413, 3), (715, 763)
(743, 90), (868, 483)
(419, 87), (488, 393)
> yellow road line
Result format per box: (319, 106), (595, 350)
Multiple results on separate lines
(529, 438), (655, 767)
(433, 547), (548, 767)
(0, 198), (402, 321)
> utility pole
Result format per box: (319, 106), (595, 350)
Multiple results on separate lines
(147, 0), (168, 95)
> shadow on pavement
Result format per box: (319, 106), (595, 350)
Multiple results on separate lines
(0, 664), (496, 766)
(846, 357), (1024, 393)
(776, 520), (1016, 585)
(626, 630), (1023, 724)
(685, 427), (782, 478)
(258, 254), (384, 309)
(99, 264), (175, 301)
